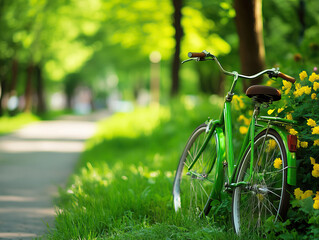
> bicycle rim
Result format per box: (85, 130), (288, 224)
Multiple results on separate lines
(232, 129), (289, 235)
(173, 124), (218, 217)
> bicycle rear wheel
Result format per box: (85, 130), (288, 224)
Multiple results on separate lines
(232, 129), (289, 235)
(173, 124), (218, 217)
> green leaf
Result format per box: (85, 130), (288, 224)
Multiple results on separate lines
(300, 197), (314, 215)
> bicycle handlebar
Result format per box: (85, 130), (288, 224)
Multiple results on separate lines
(186, 51), (296, 84)
(277, 72), (296, 83)
(188, 52), (206, 58)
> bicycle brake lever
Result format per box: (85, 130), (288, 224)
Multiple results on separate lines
(267, 68), (279, 79)
(181, 58), (195, 64)
(182, 57), (208, 64)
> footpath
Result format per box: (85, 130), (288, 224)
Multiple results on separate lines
(0, 110), (110, 239)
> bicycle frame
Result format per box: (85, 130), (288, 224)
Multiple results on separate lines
(187, 88), (297, 201)
(183, 50), (298, 202)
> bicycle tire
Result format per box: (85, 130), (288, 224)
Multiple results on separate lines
(173, 124), (218, 217)
(232, 129), (289, 235)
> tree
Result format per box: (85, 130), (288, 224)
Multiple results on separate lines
(234, 0), (266, 90)
(171, 0), (183, 96)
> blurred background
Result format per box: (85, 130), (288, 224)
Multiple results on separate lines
(0, 0), (318, 117)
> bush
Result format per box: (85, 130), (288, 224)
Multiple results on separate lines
(261, 71), (319, 237)
(231, 70), (319, 237)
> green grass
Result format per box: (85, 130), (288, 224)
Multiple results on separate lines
(0, 113), (40, 135)
(46, 96), (248, 239)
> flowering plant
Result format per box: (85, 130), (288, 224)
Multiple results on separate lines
(260, 70), (319, 239)
(231, 70), (319, 236)
(266, 71), (319, 210)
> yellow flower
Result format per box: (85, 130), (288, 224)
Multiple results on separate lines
(289, 128), (298, 135)
(314, 82), (319, 91)
(307, 118), (317, 127)
(267, 109), (275, 115)
(233, 95), (245, 110)
(309, 72), (319, 82)
(314, 139), (319, 146)
(312, 164), (319, 178)
(273, 158), (282, 169)
(303, 86), (312, 95)
(295, 83), (301, 90)
(239, 126), (248, 135)
(277, 108), (284, 113)
(310, 157), (316, 165)
(267, 139), (277, 152)
(311, 93), (317, 100)
(313, 192), (319, 210)
(300, 141), (308, 148)
(266, 80), (274, 86)
(293, 89), (303, 98)
(238, 115), (250, 126)
(302, 190), (314, 200)
(294, 188), (304, 200)
(294, 86), (312, 97)
(312, 126), (319, 135)
(286, 113), (293, 120)
(299, 71), (308, 80)
(282, 80), (292, 94)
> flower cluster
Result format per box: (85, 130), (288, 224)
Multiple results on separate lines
(273, 158), (282, 169)
(232, 95), (251, 136)
(311, 157), (319, 178)
(294, 188), (319, 210)
(267, 70), (319, 210)
(238, 114), (250, 135)
(232, 95), (246, 110)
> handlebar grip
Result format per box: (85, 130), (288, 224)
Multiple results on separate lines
(278, 72), (296, 83)
(188, 52), (206, 58)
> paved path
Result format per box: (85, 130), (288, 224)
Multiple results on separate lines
(0, 111), (110, 239)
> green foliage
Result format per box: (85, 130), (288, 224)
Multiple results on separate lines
(208, 192), (232, 226)
(268, 71), (319, 190)
(256, 70), (319, 237)
(265, 197), (319, 239)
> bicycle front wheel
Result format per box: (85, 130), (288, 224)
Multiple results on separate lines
(232, 129), (289, 235)
(173, 124), (219, 218)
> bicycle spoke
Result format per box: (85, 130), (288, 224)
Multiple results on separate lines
(262, 196), (278, 215)
(198, 181), (209, 198)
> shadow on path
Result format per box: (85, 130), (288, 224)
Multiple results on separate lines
(0, 110), (110, 239)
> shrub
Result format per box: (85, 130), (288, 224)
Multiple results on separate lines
(231, 70), (319, 237)
(260, 71), (319, 237)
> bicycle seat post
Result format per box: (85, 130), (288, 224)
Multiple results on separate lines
(254, 103), (261, 122)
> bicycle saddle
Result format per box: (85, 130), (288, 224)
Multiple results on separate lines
(246, 85), (281, 103)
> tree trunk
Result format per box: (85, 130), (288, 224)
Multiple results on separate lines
(171, 0), (183, 96)
(0, 74), (6, 116)
(298, 0), (306, 44)
(10, 58), (18, 95)
(234, 0), (266, 90)
(35, 65), (46, 114)
(25, 63), (34, 112)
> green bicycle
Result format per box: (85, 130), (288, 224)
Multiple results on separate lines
(172, 50), (297, 235)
